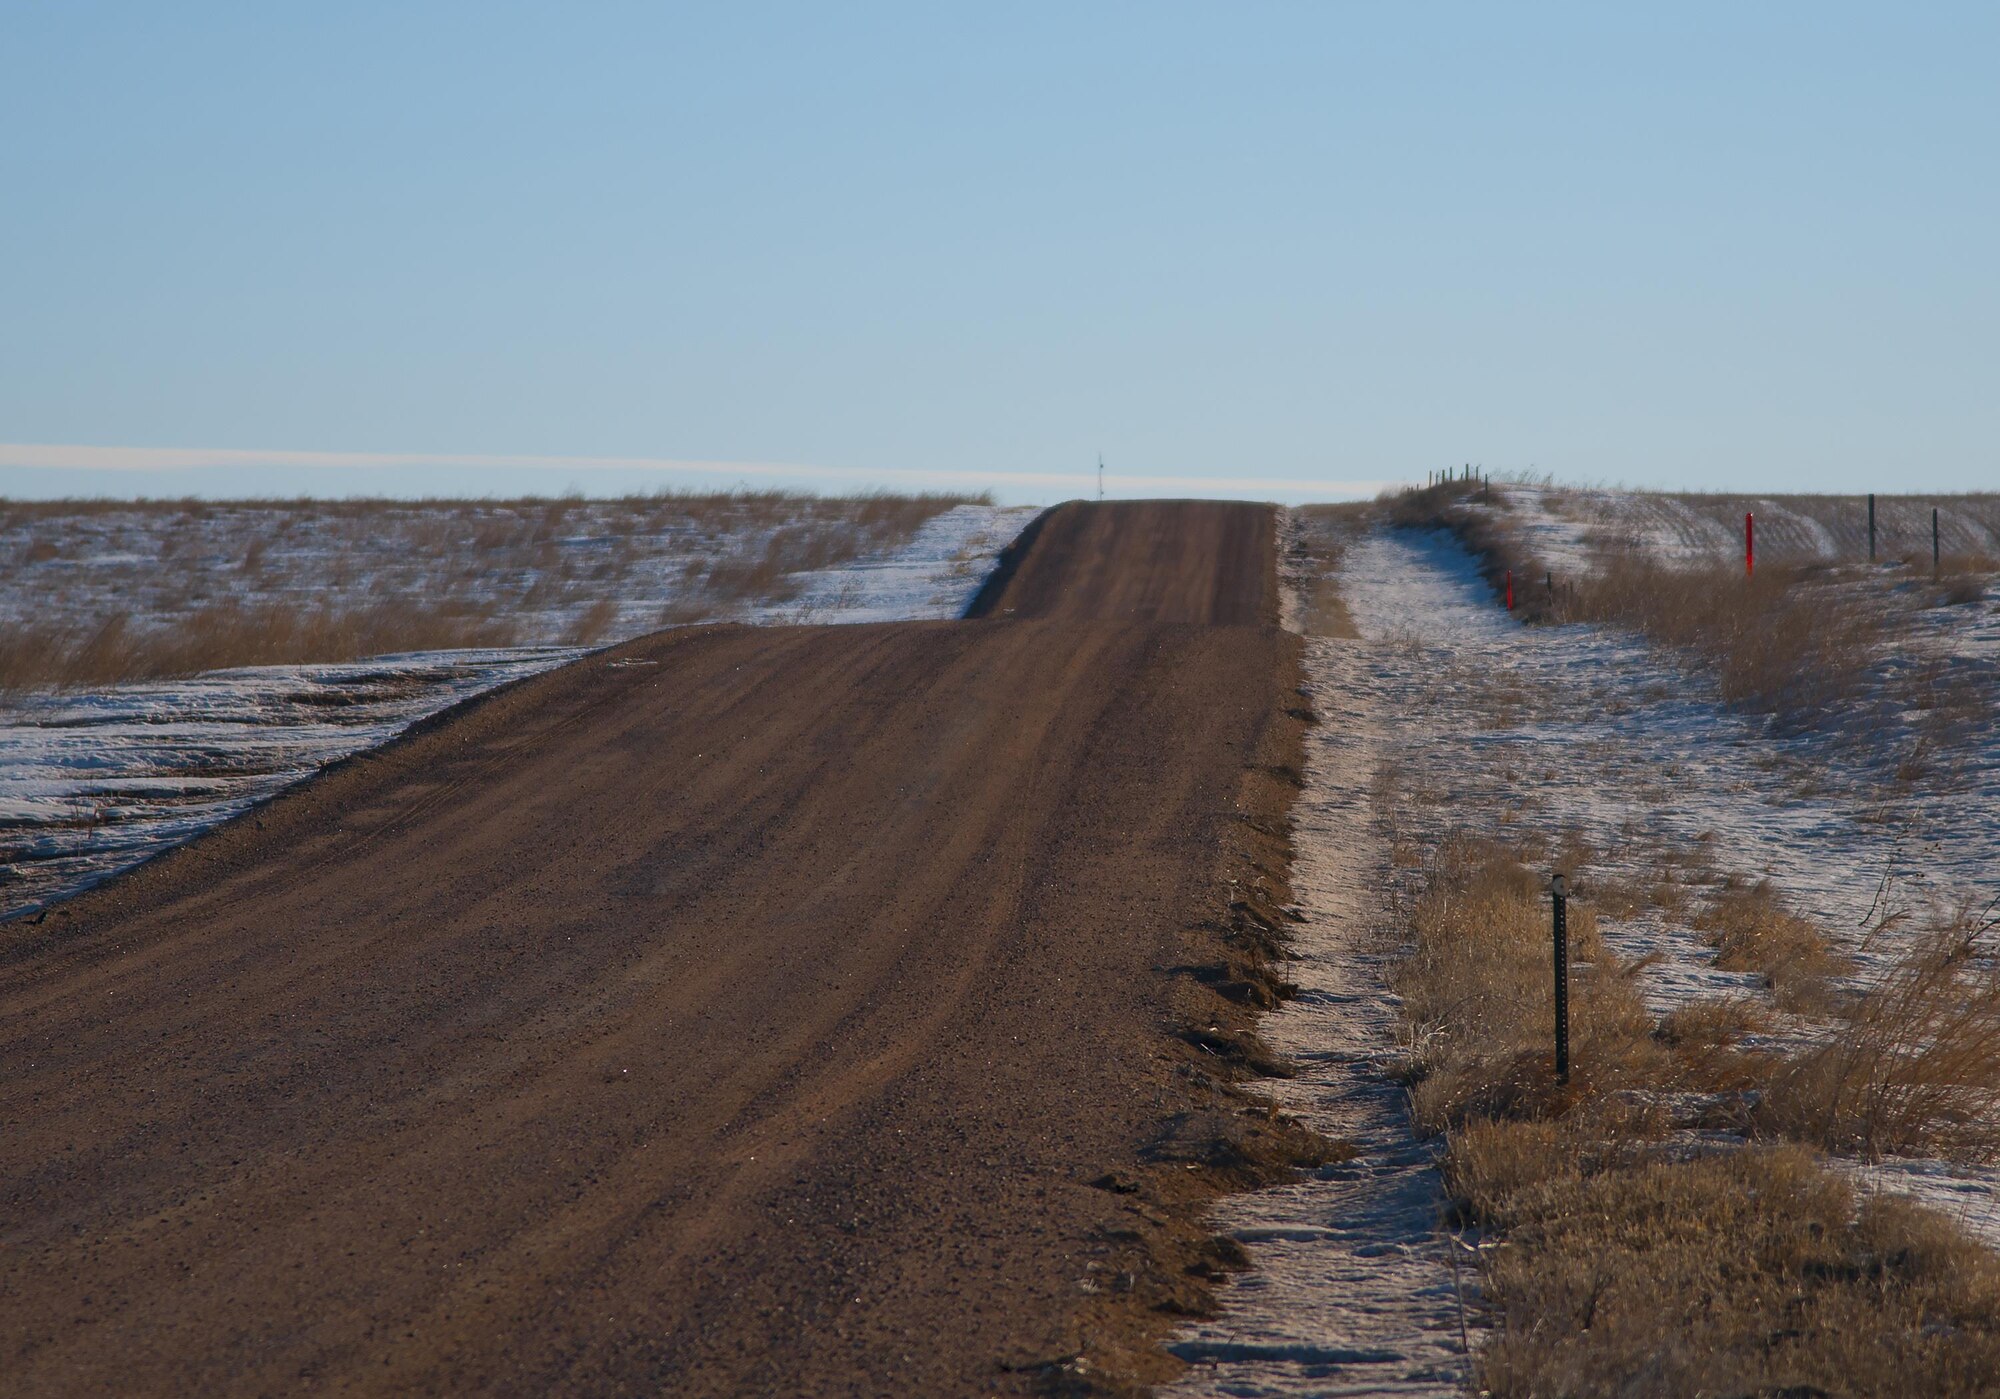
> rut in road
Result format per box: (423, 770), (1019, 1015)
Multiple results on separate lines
(1, 501), (1326, 1397)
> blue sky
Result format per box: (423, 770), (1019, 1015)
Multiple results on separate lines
(2, 3), (1994, 502)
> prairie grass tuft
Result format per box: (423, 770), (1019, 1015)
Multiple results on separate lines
(1695, 876), (1850, 1014)
(1761, 921), (2000, 1165)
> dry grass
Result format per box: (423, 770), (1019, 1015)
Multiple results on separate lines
(1394, 836), (2000, 1395)
(0, 490), (987, 691)
(1695, 876), (1850, 1014)
(1394, 836), (1678, 1132)
(1761, 923), (2000, 1165)
(1454, 1125), (2000, 1397)
(0, 601), (521, 690)
(1290, 503), (1367, 638)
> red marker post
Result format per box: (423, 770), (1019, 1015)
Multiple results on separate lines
(1745, 512), (1755, 579)
(1505, 569), (1513, 610)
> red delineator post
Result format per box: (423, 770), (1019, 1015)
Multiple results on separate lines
(1505, 570), (1513, 610)
(1745, 512), (1755, 578)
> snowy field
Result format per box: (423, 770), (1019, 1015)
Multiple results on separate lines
(0, 494), (1013, 652)
(1343, 527), (1998, 998)
(0, 502), (1035, 920)
(1175, 504), (2000, 1398)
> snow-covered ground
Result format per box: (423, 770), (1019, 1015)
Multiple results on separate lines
(1342, 527), (1999, 999)
(0, 504), (1035, 919)
(1, 495), (1022, 643)
(1176, 508), (2000, 1397)
(1345, 526), (2000, 1240)
(763, 503), (1029, 623)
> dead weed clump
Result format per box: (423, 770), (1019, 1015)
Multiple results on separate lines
(1760, 925), (2000, 1165)
(1695, 876), (1851, 1014)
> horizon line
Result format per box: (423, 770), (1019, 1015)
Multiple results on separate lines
(0, 442), (1403, 501)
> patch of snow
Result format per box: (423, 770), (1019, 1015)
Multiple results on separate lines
(1838, 1155), (2000, 1254)
(750, 504), (1036, 623)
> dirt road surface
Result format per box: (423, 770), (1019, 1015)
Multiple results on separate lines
(2, 501), (1307, 1396)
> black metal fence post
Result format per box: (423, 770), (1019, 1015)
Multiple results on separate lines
(1869, 493), (1877, 562)
(1551, 873), (1570, 1084)
(1934, 507), (1941, 576)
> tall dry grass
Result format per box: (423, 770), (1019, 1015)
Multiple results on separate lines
(1387, 482), (1996, 742)
(1395, 836), (1667, 1129)
(1394, 835), (2000, 1395)
(1761, 920), (2000, 1164)
(0, 600), (522, 691)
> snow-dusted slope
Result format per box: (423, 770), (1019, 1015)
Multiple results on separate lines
(0, 504), (1036, 919)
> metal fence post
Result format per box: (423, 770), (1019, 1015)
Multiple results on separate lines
(1551, 873), (1570, 1084)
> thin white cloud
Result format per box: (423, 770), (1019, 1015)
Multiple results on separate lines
(0, 442), (1403, 499)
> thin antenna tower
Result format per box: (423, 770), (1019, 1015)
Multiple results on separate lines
(1098, 453), (1104, 501)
